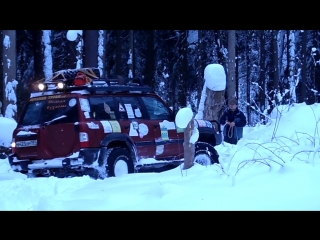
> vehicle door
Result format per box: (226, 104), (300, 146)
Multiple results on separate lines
(38, 95), (80, 159)
(140, 96), (184, 160)
(87, 95), (121, 147)
(115, 96), (156, 159)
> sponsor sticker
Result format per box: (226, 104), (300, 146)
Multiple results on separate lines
(69, 98), (76, 107)
(100, 121), (113, 133)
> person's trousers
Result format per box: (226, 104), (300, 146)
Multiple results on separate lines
(223, 136), (238, 145)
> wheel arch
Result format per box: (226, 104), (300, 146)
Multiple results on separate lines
(98, 133), (138, 166)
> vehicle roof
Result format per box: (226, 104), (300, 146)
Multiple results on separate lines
(30, 67), (156, 99)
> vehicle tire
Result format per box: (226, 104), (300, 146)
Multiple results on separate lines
(106, 148), (134, 177)
(194, 144), (219, 167)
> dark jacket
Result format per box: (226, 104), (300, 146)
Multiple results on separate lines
(219, 108), (246, 139)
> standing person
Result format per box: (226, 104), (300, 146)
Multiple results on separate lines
(219, 98), (247, 145)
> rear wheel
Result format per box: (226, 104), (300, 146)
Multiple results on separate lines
(106, 148), (134, 177)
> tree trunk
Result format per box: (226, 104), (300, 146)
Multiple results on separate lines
(32, 30), (45, 80)
(214, 30), (228, 101)
(300, 30), (307, 103)
(227, 30), (236, 100)
(51, 30), (68, 72)
(272, 30), (280, 103)
(278, 30), (286, 78)
(177, 30), (188, 109)
(98, 30), (106, 78)
(246, 31), (251, 126)
(76, 32), (83, 69)
(66, 33), (78, 69)
(144, 30), (155, 86)
(0, 32), (3, 116)
(214, 30), (227, 68)
(128, 30), (134, 78)
(287, 30), (296, 103)
(314, 32), (320, 103)
(196, 30), (204, 106)
(116, 30), (122, 76)
(83, 30), (98, 68)
(183, 118), (195, 170)
(203, 89), (225, 121)
(258, 30), (266, 123)
(2, 30), (17, 119)
(42, 30), (53, 80)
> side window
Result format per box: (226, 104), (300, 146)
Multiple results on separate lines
(88, 96), (117, 120)
(141, 96), (172, 120)
(117, 96), (146, 119)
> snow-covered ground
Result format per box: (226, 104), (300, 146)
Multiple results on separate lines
(0, 103), (320, 210)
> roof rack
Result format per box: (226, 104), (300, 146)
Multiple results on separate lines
(31, 67), (153, 95)
(87, 84), (152, 94)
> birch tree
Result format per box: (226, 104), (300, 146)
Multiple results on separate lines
(128, 30), (134, 78)
(299, 30), (307, 103)
(98, 30), (106, 78)
(42, 30), (53, 80)
(2, 30), (17, 119)
(277, 30), (286, 78)
(288, 30), (296, 102)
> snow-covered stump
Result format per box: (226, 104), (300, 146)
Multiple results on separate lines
(204, 89), (225, 121)
(175, 64), (226, 170)
(195, 64), (226, 122)
(175, 107), (198, 170)
(183, 118), (195, 169)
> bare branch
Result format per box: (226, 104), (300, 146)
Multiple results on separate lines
(245, 142), (286, 163)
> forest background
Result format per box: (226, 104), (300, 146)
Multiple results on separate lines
(0, 30), (319, 126)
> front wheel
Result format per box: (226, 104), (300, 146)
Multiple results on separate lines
(194, 150), (213, 166)
(194, 142), (219, 166)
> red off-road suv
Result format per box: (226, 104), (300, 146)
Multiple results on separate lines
(8, 68), (222, 178)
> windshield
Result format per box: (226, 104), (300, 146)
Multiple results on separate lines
(19, 96), (79, 126)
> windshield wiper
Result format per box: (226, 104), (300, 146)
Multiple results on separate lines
(44, 115), (67, 125)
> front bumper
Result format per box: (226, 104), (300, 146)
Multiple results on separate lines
(8, 148), (100, 172)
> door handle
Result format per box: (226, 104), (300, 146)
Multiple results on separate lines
(154, 124), (159, 129)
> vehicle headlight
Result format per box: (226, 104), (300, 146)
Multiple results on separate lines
(57, 82), (66, 89)
(38, 83), (47, 91)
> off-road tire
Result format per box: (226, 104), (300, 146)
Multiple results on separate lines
(194, 142), (219, 166)
(106, 148), (134, 177)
